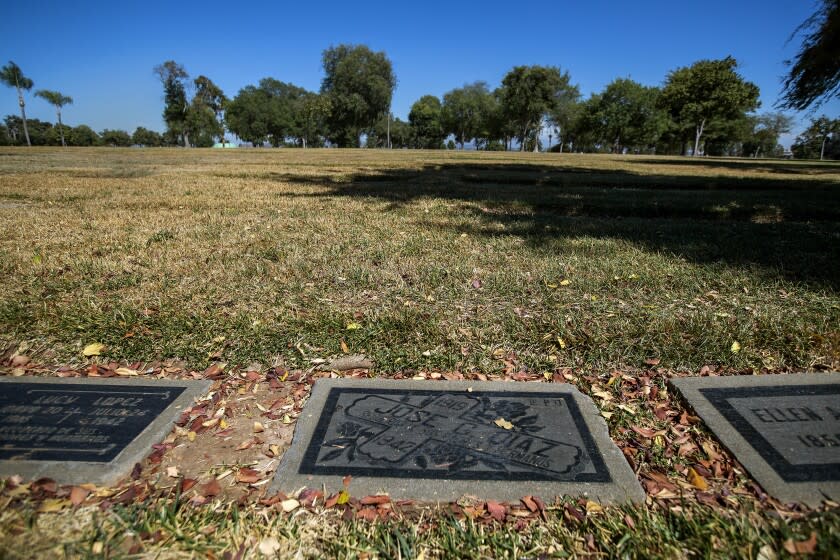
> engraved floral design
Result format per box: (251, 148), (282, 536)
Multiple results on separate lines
(320, 422), (379, 463)
(471, 397), (544, 434)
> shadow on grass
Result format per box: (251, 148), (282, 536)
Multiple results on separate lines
(280, 161), (840, 289)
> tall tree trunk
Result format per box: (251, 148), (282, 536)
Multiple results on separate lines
(57, 108), (66, 147)
(820, 135), (827, 160)
(183, 132), (190, 148)
(533, 124), (540, 152)
(693, 119), (705, 157)
(17, 87), (31, 147)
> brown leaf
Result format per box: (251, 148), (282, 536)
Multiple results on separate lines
(236, 468), (262, 484)
(784, 532), (817, 555)
(298, 488), (323, 506)
(485, 500), (506, 522)
(521, 495), (538, 513)
(181, 478), (197, 493)
(324, 492), (340, 508)
(631, 426), (657, 439)
(356, 508), (378, 522)
(342, 475), (352, 489)
(70, 486), (90, 507)
(471, 278), (483, 289)
(360, 495), (390, 505)
(200, 479), (222, 497)
(644, 358), (661, 366)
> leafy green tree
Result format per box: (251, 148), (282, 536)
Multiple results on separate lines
(226, 78), (308, 147)
(0, 61), (34, 146)
(101, 129), (132, 147)
(780, 0), (840, 110)
(154, 61), (190, 146)
(441, 82), (493, 149)
(0, 123), (10, 145)
(188, 75), (227, 146)
(320, 44), (396, 147)
(659, 56), (760, 156)
(742, 113), (794, 158)
(34, 90), (73, 147)
(791, 116), (840, 160)
(408, 95), (444, 149)
(296, 92), (331, 148)
(500, 65), (577, 151)
(132, 127), (163, 147)
(582, 79), (666, 153)
(68, 124), (99, 146)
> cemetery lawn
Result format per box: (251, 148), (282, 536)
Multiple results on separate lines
(1, 147), (839, 558)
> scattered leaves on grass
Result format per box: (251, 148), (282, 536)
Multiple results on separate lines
(731, 341), (742, 353)
(345, 322), (361, 330)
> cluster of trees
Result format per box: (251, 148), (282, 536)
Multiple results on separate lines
(0, 115), (174, 147)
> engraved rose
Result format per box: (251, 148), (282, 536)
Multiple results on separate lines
(336, 421), (363, 438)
(491, 400), (528, 419)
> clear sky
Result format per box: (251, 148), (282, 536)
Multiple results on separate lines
(2, 0), (838, 147)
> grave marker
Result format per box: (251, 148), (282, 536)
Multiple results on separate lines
(271, 379), (644, 503)
(0, 377), (210, 484)
(670, 373), (840, 506)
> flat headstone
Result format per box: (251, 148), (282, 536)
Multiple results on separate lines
(271, 379), (644, 503)
(0, 377), (210, 485)
(670, 373), (840, 506)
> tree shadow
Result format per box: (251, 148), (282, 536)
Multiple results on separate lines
(277, 161), (840, 289)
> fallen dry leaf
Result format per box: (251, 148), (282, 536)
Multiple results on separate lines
(253, 422), (265, 433)
(82, 343), (105, 357)
(200, 479), (221, 497)
(258, 537), (282, 556)
(688, 467), (708, 490)
(280, 498), (300, 512)
(485, 500), (506, 522)
(494, 417), (514, 430)
(783, 532), (817, 555)
(69, 486), (90, 507)
(236, 468), (262, 484)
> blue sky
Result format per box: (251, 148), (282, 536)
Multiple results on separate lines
(2, 0), (838, 147)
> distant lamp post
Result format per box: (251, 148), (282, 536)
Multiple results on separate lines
(548, 132), (552, 151)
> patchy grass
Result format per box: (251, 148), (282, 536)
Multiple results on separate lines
(0, 147), (839, 558)
(0, 148), (838, 374)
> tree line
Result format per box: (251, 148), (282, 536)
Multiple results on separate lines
(2, 1), (837, 157)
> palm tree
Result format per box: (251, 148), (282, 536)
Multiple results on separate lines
(35, 90), (73, 147)
(0, 61), (34, 146)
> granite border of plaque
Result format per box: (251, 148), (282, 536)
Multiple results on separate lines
(670, 373), (840, 507)
(270, 378), (645, 503)
(0, 377), (211, 485)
